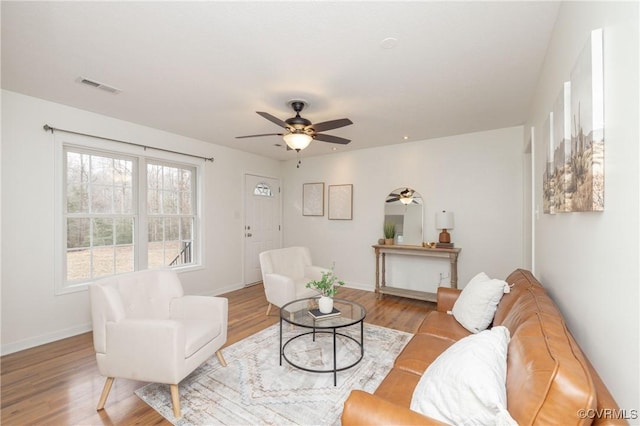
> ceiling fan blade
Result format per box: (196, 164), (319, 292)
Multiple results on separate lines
(314, 133), (351, 145)
(256, 111), (288, 129)
(386, 197), (400, 203)
(235, 133), (283, 139)
(311, 118), (353, 133)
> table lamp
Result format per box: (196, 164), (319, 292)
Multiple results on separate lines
(436, 210), (454, 243)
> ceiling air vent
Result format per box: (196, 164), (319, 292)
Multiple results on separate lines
(77, 76), (122, 94)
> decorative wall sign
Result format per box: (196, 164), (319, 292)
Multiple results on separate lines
(328, 184), (353, 220)
(302, 182), (324, 216)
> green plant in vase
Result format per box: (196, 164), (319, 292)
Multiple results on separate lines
(383, 222), (396, 245)
(306, 268), (345, 313)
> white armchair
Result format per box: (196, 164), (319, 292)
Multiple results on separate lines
(259, 246), (330, 315)
(89, 269), (227, 418)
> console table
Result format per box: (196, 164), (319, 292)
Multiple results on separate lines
(372, 244), (461, 303)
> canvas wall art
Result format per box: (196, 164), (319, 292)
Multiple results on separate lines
(542, 28), (604, 213)
(568, 28), (604, 212)
(542, 113), (554, 214)
(552, 81), (572, 213)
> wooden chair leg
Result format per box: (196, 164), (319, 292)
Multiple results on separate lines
(216, 349), (227, 367)
(96, 377), (115, 411)
(170, 384), (181, 418)
(266, 303), (272, 316)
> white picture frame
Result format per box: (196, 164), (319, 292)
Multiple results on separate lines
(302, 182), (324, 216)
(328, 184), (353, 220)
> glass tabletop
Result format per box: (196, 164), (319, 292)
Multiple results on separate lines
(280, 297), (366, 329)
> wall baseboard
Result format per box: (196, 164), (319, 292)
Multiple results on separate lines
(0, 283), (372, 356)
(1, 323), (92, 356)
(343, 283), (375, 292)
(200, 282), (246, 297)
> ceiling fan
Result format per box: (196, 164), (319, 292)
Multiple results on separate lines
(386, 188), (420, 205)
(236, 100), (353, 151)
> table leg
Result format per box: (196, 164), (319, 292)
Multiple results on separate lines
(360, 320), (364, 356)
(381, 253), (386, 288)
(279, 318), (283, 366)
(450, 253), (459, 289)
(374, 249), (380, 296)
(333, 328), (337, 386)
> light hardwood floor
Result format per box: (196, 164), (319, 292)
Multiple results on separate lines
(1, 284), (435, 425)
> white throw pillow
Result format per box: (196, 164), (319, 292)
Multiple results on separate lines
(451, 272), (510, 333)
(410, 326), (517, 426)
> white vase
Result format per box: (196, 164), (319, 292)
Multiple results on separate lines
(318, 296), (334, 314)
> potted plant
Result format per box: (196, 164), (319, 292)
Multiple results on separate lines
(383, 222), (396, 245)
(306, 268), (345, 313)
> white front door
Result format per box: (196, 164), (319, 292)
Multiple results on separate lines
(244, 174), (281, 285)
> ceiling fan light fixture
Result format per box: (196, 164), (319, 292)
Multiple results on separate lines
(399, 188), (414, 205)
(283, 132), (312, 151)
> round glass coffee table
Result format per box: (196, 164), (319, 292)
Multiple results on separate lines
(279, 297), (367, 386)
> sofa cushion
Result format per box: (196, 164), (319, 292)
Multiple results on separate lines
(293, 277), (320, 299)
(500, 296), (597, 424)
(493, 269), (540, 325)
(373, 368), (422, 408)
(410, 326), (516, 425)
(394, 334), (456, 376)
(417, 310), (471, 342)
(180, 319), (222, 358)
(452, 272), (510, 333)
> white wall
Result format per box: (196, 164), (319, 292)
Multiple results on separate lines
(527, 2), (639, 411)
(1, 91), (525, 354)
(0, 90), (281, 354)
(281, 126), (525, 294)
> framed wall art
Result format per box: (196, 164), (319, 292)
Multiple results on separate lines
(328, 184), (353, 220)
(302, 182), (324, 216)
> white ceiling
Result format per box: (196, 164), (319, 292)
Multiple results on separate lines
(1, 1), (560, 161)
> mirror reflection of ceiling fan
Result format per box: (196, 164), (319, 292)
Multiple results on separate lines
(235, 100), (353, 151)
(386, 188), (419, 205)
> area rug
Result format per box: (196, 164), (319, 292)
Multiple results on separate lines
(135, 322), (412, 425)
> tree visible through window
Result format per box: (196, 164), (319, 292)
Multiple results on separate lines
(63, 148), (198, 286)
(65, 150), (135, 282)
(147, 162), (195, 269)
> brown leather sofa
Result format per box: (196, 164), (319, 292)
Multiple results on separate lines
(342, 269), (624, 425)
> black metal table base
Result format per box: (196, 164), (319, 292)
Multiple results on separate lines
(279, 319), (365, 386)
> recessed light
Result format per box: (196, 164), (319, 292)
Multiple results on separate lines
(403, 136), (410, 140)
(332, 147), (338, 151)
(380, 37), (398, 49)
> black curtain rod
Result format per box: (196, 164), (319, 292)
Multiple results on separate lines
(43, 124), (214, 162)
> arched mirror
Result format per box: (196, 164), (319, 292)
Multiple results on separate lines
(384, 188), (423, 245)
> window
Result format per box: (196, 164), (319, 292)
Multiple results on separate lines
(65, 150), (136, 282)
(254, 182), (273, 197)
(62, 146), (199, 288)
(147, 162), (195, 268)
